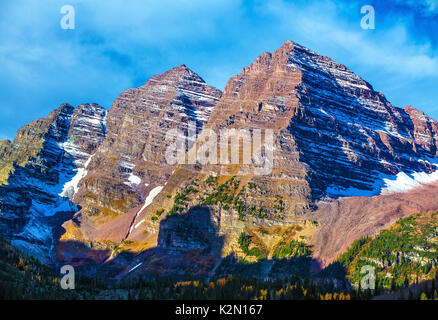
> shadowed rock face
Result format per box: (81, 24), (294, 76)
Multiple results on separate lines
(0, 103), (107, 261)
(157, 206), (221, 251)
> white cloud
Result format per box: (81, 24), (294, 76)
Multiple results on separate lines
(394, 0), (438, 14)
(263, 0), (438, 79)
(0, 0), (437, 137)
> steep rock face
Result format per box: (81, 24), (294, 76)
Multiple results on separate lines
(404, 105), (438, 155)
(0, 109), (61, 186)
(0, 103), (107, 261)
(151, 42), (438, 223)
(2, 41), (438, 280)
(63, 103), (107, 168)
(58, 65), (222, 262)
(283, 42), (438, 197)
(136, 41), (438, 271)
(145, 44), (312, 231)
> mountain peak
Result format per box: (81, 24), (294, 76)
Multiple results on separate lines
(2, 41), (438, 282)
(143, 64), (210, 89)
(282, 39), (295, 47)
(276, 40), (313, 55)
(280, 39), (302, 50)
(165, 64), (191, 74)
(57, 103), (75, 113)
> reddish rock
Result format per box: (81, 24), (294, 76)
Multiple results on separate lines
(58, 65), (222, 257)
(2, 41), (438, 279)
(310, 182), (438, 269)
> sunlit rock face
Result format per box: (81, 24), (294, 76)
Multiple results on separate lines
(153, 41), (438, 223)
(203, 40), (438, 202)
(56, 65), (222, 264)
(135, 41), (438, 275)
(2, 41), (438, 279)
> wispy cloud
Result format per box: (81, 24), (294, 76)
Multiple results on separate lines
(0, 0), (437, 139)
(394, 0), (438, 14)
(264, 0), (438, 78)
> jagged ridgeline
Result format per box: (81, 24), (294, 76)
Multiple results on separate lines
(1, 41), (438, 286)
(134, 40), (438, 278)
(0, 103), (107, 261)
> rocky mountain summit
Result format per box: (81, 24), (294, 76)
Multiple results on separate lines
(130, 41), (438, 273)
(1, 41), (438, 278)
(56, 65), (222, 267)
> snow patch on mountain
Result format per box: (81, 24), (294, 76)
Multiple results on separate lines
(59, 154), (94, 197)
(134, 219), (145, 229)
(327, 159), (438, 198)
(128, 262), (143, 273)
(128, 185), (164, 234)
(381, 170), (438, 194)
(125, 172), (142, 186)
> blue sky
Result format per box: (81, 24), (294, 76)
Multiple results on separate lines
(0, 0), (437, 140)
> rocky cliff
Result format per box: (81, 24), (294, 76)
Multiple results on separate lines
(56, 65), (222, 267)
(128, 41), (438, 275)
(0, 103), (107, 262)
(1, 41), (438, 278)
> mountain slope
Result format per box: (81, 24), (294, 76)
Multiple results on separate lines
(311, 182), (438, 268)
(56, 65), (222, 267)
(1, 41), (438, 280)
(0, 103), (107, 262)
(123, 41), (438, 277)
(320, 210), (438, 292)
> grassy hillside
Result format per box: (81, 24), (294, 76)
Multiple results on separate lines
(320, 211), (438, 294)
